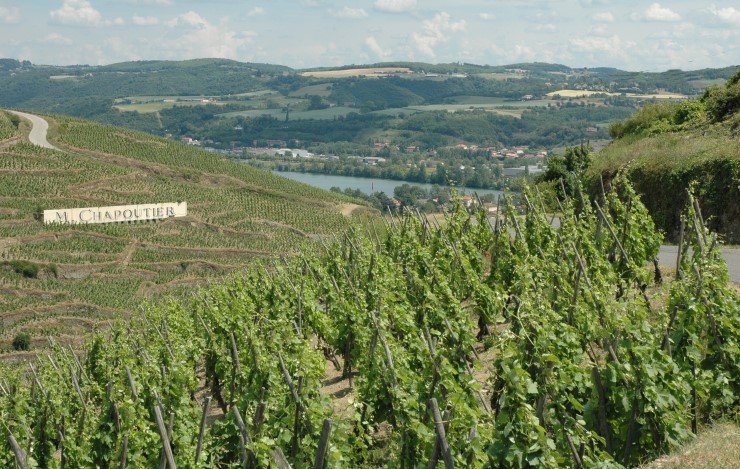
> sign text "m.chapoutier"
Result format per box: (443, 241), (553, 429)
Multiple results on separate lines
(44, 202), (187, 225)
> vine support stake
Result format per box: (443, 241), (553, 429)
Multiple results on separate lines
(428, 409), (451, 469)
(428, 398), (454, 469)
(125, 365), (137, 402)
(195, 396), (211, 464)
(153, 405), (177, 469)
(278, 351), (314, 433)
(8, 433), (29, 469)
(271, 448), (292, 469)
(231, 404), (253, 468)
(313, 419), (333, 469)
(159, 412), (175, 469)
(120, 434), (128, 469)
(591, 367), (613, 455)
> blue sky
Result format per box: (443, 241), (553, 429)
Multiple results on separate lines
(0, 1), (738, 71)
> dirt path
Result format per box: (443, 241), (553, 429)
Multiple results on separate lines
(120, 241), (137, 267)
(5, 110), (58, 150)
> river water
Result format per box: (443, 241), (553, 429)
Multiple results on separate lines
(273, 171), (505, 199)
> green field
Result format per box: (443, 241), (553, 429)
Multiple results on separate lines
(289, 83), (334, 97)
(219, 106), (357, 120)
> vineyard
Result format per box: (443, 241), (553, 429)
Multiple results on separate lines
(0, 173), (736, 467)
(0, 111), (19, 142)
(0, 112), (366, 355)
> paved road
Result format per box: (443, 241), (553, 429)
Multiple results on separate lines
(658, 245), (739, 284)
(548, 217), (738, 284)
(6, 110), (57, 150)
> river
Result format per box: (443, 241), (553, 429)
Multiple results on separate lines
(273, 171), (506, 199)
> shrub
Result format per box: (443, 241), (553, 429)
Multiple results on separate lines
(12, 333), (31, 351)
(4, 260), (39, 278)
(702, 70), (740, 123)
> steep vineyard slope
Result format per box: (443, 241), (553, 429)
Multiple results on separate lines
(0, 111), (367, 356)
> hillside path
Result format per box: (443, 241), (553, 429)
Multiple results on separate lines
(5, 110), (58, 150)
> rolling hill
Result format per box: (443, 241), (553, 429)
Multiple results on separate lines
(0, 110), (368, 358)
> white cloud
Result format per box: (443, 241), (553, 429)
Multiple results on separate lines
(104, 37), (141, 61)
(710, 6), (740, 26)
(479, 13), (495, 21)
(50, 0), (104, 26)
(247, 7), (265, 17)
(0, 6), (21, 24)
(164, 12), (255, 59)
(365, 36), (391, 59)
(132, 15), (160, 25)
(592, 11), (614, 23)
(570, 34), (635, 56)
(331, 7), (367, 19)
(43, 33), (73, 45)
(125, 0), (173, 5)
(179, 11), (207, 27)
(633, 3), (681, 22)
(300, 0), (328, 7)
(489, 43), (538, 64)
(413, 12), (465, 58)
(536, 24), (557, 32)
(374, 0), (416, 13)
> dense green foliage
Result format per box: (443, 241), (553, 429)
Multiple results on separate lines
(537, 144), (592, 197)
(1, 176), (736, 467)
(702, 69), (740, 125)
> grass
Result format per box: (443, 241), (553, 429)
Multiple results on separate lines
(641, 422), (740, 469)
(289, 84), (334, 97)
(588, 125), (740, 243)
(218, 106), (357, 120)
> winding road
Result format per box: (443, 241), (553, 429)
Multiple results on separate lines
(6, 110), (58, 150)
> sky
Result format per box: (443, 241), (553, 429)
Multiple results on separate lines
(0, 1), (739, 71)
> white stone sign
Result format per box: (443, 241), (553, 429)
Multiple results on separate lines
(44, 202), (187, 225)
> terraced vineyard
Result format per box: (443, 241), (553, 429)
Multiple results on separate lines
(0, 111), (367, 357)
(0, 175), (736, 467)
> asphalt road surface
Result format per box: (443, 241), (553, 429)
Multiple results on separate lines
(6, 110), (57, 150)
(658, 245), (739, 284)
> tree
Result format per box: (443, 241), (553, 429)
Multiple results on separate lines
(537, 143), (591, 198)
(393, 184), (426, 207)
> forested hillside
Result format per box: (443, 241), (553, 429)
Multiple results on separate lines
(0, 58), (736, 156)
